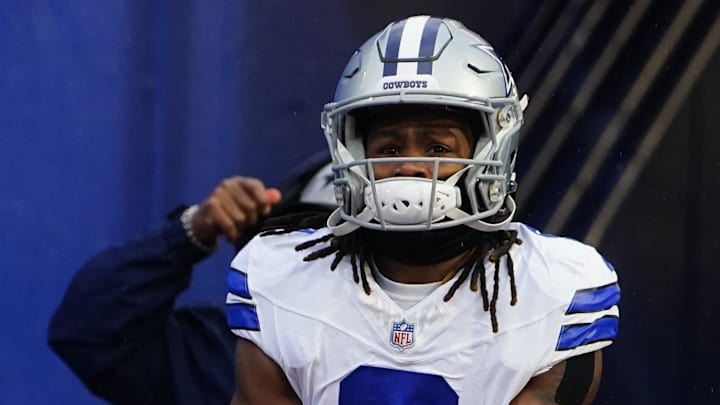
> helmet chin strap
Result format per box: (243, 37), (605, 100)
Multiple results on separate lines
(328, 155), (469, 235)
(445, 196), (516, 232)
(327, 207), (371, 236)
(328, 189), (515, 236)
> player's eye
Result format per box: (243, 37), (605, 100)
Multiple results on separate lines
(427, 144), (451, 154)
(375, 145), (400, 155)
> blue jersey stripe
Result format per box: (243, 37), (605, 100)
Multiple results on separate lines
(566, 282), (620, 314)
(382, 19), (406, 77)
(556, 316), (618, 351)
(226, 303), (260, 331)
(227, 270), (251, 299)
(417, 17), (442, 74)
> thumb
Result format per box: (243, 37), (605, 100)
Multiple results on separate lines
(266, 188), (282, 205)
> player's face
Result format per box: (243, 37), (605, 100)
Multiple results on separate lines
(364, 112), (474, 180)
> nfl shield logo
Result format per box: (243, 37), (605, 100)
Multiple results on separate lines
(390, 320), (415, 351)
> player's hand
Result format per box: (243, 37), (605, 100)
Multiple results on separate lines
(190, 176), (282, 244)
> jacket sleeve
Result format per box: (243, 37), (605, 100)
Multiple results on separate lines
(47, 218), (235, 405)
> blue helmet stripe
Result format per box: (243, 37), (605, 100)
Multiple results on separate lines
(556, 316), (618, 351)
(226, 303), (260, 331)
(417, 17), (443, 74)
(566, 282), (620, 314)
(227, 269), (251, 299)
(382, 19), (406, 77)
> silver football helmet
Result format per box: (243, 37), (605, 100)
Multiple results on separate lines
(321, 15), (528, 235)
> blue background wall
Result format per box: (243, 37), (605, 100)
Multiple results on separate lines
(0, 1), (523, 403)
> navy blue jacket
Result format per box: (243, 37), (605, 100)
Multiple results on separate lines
(48, 219), (235, 405)
(48, 153), (333, 404)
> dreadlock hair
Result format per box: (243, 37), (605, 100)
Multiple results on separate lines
(261, 211), (523, 333)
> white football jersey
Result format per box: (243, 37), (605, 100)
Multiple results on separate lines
(226, 223), (619, 405)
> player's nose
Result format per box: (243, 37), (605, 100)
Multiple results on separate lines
(392, 161), (432, 178)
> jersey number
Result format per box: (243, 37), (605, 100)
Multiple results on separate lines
(339, 365), (458, 404)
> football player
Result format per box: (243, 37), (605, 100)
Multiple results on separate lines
(227, 15), (619, 405)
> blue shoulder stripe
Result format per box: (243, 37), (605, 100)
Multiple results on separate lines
(556, 316), (618, 351)
(226, 303), (260, 331)
(227, 270), (251, 299)
(566, 282), (620, 314)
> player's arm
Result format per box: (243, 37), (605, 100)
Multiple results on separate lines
(230, 338), (301, 405)
(510, 351), (602, 405)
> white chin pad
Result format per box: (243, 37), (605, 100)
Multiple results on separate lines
(364, 178), (460, 225)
